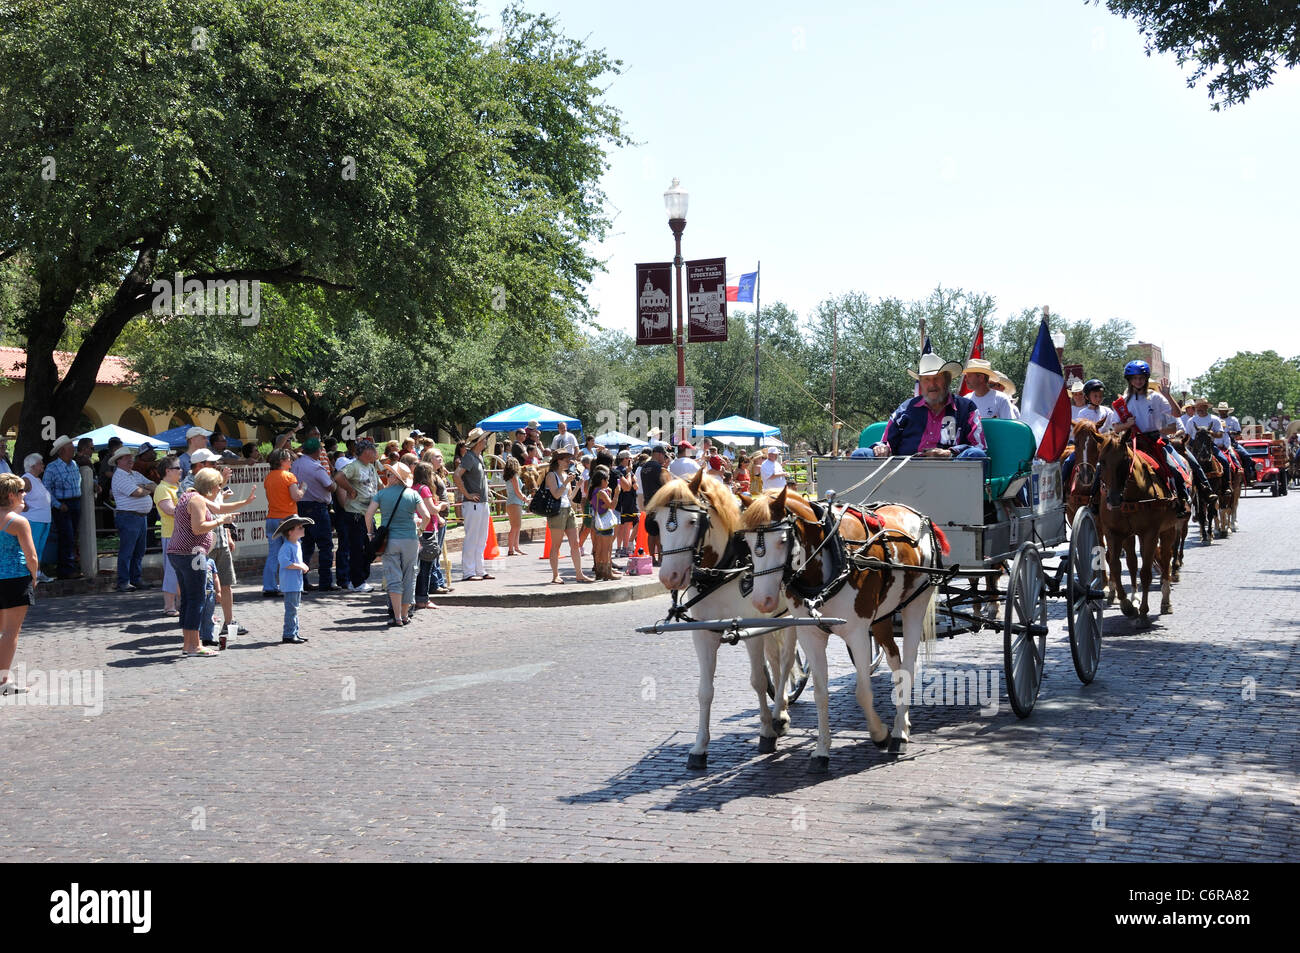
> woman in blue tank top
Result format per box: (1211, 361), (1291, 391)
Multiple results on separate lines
(0, 473), (40, 694)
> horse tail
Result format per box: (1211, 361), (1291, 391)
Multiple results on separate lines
(922, 585), (937, 665)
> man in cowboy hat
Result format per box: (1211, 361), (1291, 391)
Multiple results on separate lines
(110, 447), (157, 592)
(1214, 401), (1257, 482)
(44, 435), (84, 578)
(873, 353), (988, 461)
(455, 427), (493, 581)
(964, 358), (1017, 422)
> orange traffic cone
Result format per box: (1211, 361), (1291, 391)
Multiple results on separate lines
(635, 512), (649, 555)
(484, 524), (500, 562)
(539, 525), (552, 559)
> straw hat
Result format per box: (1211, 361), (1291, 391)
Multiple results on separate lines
(466, 427), (488, 445)
(992, 370), (1017, 396)
(389, 462), (413, 486)
(49, 435), (74, 456)
(1215, 401), (1234, 414)
(907, 352), (963, 382)
(963, 358), (995, 378)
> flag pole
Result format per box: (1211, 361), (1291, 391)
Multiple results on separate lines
(752, 261), (761, 420)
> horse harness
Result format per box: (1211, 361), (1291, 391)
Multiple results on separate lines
(748, 500), (957, 632)
(658, 499), (769, 642)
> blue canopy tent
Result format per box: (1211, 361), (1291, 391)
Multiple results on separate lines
(72, 424), (160, 450)
(594, 431), (648, 450)
(476, 403), (581, 434)
(150, 424), (243, 449)
(691, 415), (780, 443)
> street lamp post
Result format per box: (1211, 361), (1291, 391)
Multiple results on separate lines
(664, 177), (689, 443)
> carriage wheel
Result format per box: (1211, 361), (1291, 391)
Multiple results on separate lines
(765, 646), (810, 704)
(1003, 543), (1048, 718)
(1066, 507), (1103, 685)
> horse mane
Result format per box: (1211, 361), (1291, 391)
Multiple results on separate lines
(1072, 419), (1100, 441)
(646, 475), (741, 535)
(739, 489), (816, 529)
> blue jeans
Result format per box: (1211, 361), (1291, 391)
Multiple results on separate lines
(263, 517), (284, 591)
(297, 501), (334, 586)
(955, 446), (990, 478)
(116, 511), (147, 587)
(332, 502), (350, 584)
(30, 521), (50, 572)
(432, 521), (447, 591)
(169, 553), (208, 631)
(199, 584), (217, 643)
(52, 498), (80, 575)
(336, 511), (373, 587)
(282, 590), (302, 640)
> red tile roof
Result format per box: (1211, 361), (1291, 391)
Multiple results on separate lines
(0, 346), (132, 386)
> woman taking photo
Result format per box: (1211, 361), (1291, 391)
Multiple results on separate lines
(166, 468), (229, 657)
(502, 456), (527, 556)
(0, 473), (40, 694)
(544, 450), (592, 585)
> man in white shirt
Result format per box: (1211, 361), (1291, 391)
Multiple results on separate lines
(759, 447), (788, 492)
(988, 370), (1021, 418)
(1183, 395), (1232, 477)
(964, 358), (1016, 421)
(110, 448), (157, 592)
(1215, 402), (1257, 482)
(668, 442), (700, 479)
(550, 422), (579, 455)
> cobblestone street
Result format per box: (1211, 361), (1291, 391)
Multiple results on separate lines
(2, 492), (1295, 862)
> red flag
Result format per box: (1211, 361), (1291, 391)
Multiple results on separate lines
(725, 285), (739, 302)
(959, 322), (985, 396)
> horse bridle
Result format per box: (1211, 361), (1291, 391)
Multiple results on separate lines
(657, 500), (711, 560)
(746, 517), (800, 587)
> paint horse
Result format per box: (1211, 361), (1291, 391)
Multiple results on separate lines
(740, 487), (946, 772)
(645, 471), (800, 770)
(1096, 431), (1182, 624)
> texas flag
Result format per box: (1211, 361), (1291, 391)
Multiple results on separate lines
(725, 271), (757, 302)
(958, 321), (984, 396)
(1021, 317), (1072, 461)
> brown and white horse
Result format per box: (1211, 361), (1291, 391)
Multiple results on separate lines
(740, 487), (945, 771)
(645, 471), (800, 770)
(1096, 432), (1181, 624)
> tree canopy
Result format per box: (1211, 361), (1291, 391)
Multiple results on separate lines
(0, 0), (626, 459)
(1190, 350), (1300, 424)
(1096, 0), (1300, 109)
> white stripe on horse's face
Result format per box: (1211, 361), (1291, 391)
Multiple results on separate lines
(742, 527), (788, 613)
(654, 507), (703, 591)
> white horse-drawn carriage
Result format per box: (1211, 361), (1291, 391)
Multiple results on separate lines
(638, 418), (1108, 772)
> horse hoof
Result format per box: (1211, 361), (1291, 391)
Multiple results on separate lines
(1120, 602), (1137, 617)
(1138, 614), (1151, 628)
(773, 717), (790, 737)
(758, 735), (777, 754)
(1161, 604), (1172, 615)
(808, 755), (829, 775)
(887, 737), (908, 756)
(686, 753), (707, 770)
(871, 733), (890, 750)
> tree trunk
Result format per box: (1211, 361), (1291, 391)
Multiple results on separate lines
(13, 277), (80, 465)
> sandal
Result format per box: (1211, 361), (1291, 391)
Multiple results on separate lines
(182, 648), (219, 658)
(479, 574), (495, 580)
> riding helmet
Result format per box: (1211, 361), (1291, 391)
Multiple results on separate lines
(1123, 360), (1150, 378)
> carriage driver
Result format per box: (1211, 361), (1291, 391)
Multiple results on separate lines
(1214, 402), (1258, 483)
(1110, 360), (1190, 517)
(871, 353), (989, 465)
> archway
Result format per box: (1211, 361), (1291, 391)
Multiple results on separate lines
(216, 413), (243, 444)
(168, 410), (196, 430)
(0, 402), (21, 438)
(117, 406), (152, 436)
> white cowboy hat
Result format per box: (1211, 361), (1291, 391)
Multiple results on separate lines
(963, 358), (994, 378)
(109, 446), (136, 464)
(49, 435), (74, 455)
(466, 427), (488, 444)
(1215, 401), (1234, 414)
(646, 427), (663, 438)
(907, 353), (963, 381)
(1069, 379), (1084, 394)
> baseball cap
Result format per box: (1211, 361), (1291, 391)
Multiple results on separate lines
(186, 426), (210, 439)
(190, 448), (221, 464)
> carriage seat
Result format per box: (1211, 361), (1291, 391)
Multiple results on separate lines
(854, 418), (1035, 501)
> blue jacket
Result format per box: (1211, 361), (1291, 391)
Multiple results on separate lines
(882, 394), (986, 456)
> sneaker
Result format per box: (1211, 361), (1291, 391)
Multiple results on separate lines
(353, 583), (374, 594)
(37, 571), (54, 583)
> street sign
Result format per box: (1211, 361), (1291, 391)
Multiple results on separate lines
(635, 262), (673, 346)
(676, 386), (694, 443)
(685, 257), (727, 342)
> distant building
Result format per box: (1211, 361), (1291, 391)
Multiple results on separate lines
(1126, 341), (1170, 383)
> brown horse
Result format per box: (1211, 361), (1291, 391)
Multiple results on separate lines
(1066, 420), (1134, 603)
(1188, 429), (1237, 539)
(1096, 431), (1181, 624)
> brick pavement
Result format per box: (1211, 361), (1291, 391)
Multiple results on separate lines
(0, 492), (1295, 861)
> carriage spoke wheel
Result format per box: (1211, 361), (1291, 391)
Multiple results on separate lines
(1067, 508), (1104, 685)
(1003, 543), (1048, 718)
(766, 646), (810, 704)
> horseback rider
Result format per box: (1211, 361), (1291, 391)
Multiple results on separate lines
(870, 353), (989, 465)
(1061, 379), (1116, 494)
(1110, 360), (1191, 517)
(1185, 396), (1232, 473)
(1214, 402), (1258, 483)
(964, 358), (1017, 421)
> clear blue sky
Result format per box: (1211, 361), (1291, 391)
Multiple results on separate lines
(517, 0), (1298, 386)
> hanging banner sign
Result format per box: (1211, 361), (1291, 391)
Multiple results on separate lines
(685, 257), (727, 342)
(635, 262), (673, 345)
